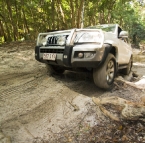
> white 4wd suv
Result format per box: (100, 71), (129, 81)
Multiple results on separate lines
(35, 24), (133, 89)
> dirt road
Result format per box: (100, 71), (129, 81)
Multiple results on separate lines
(0, 42), (145, 143)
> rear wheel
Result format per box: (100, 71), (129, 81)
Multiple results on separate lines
(45, 64), (65, 74)
(93, 53), (116, 89)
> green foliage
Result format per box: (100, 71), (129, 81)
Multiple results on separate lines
(0, 0), (145, 44)
(0, 36), (4, 44)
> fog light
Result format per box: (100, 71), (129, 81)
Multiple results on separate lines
(78, 53), (84, 58)
(84, 52), (95, 58)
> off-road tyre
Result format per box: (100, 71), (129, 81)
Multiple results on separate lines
(93, 53), (117, 90)
(121, 56), (133, 75)
(45, 64), (65, 75)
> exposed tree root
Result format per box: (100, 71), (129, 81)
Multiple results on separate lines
(92, 96), (145, 122)
(115, 76), (145, 90)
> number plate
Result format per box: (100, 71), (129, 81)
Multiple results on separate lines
(43, 53), (56, 61)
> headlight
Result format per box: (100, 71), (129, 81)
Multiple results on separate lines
(37, 35), (50, 46)
(57, 36), (66, 45)
(75, 32), (102, 44)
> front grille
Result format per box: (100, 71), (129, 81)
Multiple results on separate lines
(46, 35), (69, 45)
(40, 48), (64, 53)
(47, 37), (57, 45)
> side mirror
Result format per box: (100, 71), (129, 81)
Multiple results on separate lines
(119, 31), (128, 38)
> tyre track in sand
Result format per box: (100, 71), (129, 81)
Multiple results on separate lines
(0, 73), (46, 99)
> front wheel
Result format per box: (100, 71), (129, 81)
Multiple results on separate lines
(93, 53), (117, 90)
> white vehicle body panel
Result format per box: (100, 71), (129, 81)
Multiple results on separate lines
(104, 32), (132, 64)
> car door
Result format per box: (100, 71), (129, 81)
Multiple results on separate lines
(117, 37), (132, 64)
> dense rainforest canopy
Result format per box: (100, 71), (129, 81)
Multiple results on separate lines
(0, 0), (145, 45)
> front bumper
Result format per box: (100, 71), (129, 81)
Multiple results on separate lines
(70, 44), (104, 67)
(35, 44), (105, 68)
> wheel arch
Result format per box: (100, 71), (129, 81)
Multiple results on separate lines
(110, 46), (118, 60)
(100, 44), (118, 66)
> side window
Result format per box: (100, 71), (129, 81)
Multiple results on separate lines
(118, 27), (122, 38)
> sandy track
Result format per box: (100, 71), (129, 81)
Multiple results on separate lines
(0, 42), (100, 143)
(0, 42), (144, 143)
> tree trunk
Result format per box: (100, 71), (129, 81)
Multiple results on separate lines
(21, 0), (29, 37)
(70, 0), (75, 27)
(51, 0), (55, 29)
(0, 20), (7, 41)
(99, 12), (102, 24)
(108, 10), (111, 24)
(76, 0), (84, 28)
(0, 13), (12, 42)
(0, 20), (3, 36)
(14, 0), (21, 40)
(56, 0), (66, 29)
(4, 22), (12, 42)
(5, 0), (17, 41)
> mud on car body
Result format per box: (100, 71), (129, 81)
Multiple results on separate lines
(35, 24), (133, 89)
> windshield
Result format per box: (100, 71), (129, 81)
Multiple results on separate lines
(86, 24), (116, 33)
